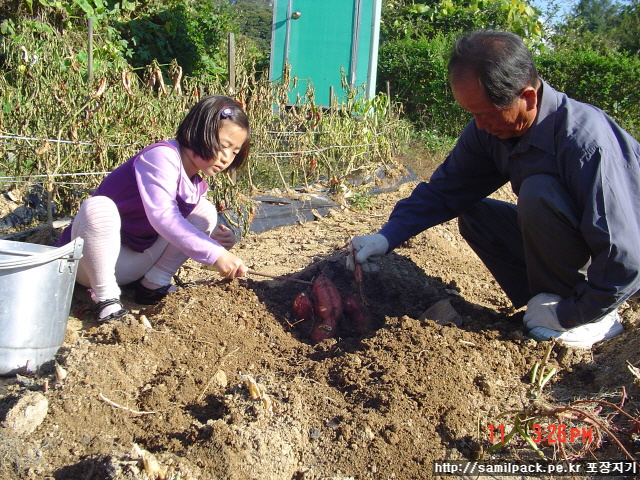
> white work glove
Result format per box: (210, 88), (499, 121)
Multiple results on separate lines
(346, 234), (389, 273)
(523, 293), (567, 332)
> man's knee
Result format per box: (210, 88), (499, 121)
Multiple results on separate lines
(518, 174), (573, 227)
(457, 199), (505, 241)
(457, 211), (471, 239)
(458, 203), (482, 241)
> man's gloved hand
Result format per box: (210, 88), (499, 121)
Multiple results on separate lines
(523, 293), (567, 332)
(346, 234), (389, 272)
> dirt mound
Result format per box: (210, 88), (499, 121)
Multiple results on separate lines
(1, 181), (639, 479)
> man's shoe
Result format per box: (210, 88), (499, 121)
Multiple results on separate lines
(528, 310), (624, 349)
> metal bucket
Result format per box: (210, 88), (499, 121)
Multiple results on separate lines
(0, 237), (83, 375)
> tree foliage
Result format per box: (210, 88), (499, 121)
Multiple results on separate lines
(378, 0), (544, 131)
(380, 0), (543, 43)
(228, 0), (273, 73)
(0, 0), (268, 81)
(536, 44), (640, 135)
(615, 0), (640, 54)
(115, 1), (237, 79)
(229, 0), (273, 53)
(554, 0), (640, 56)
(377, 33), (466, 132)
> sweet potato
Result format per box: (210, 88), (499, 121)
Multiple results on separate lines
(310, 275), (343, 343)
(292, 292), (314, 322)
(343, 293), (371, 334)
(354, 263), (363, 284)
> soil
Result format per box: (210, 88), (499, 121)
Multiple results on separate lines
(1, 153), (640, 480)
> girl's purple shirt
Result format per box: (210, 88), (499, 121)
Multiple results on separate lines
(58, 140), (225, 265)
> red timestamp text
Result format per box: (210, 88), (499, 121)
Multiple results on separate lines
(488, 424), (594, 444)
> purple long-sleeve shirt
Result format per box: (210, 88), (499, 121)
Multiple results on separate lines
(58, 140), (225, 265)
(379, 81), (640, 327)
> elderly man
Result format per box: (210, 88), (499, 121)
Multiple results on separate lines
(349, 30), (640, 348)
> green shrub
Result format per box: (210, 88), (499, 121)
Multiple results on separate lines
(535, 47), (640, 138)
(379, 32), (640, 141)
(377, 33), (469, 135)
(115, 1), (237, 80)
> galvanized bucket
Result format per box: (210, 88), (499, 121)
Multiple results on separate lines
(0, 237), (83, 375)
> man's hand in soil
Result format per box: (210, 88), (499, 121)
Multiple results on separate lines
(346, 234), (389, 273)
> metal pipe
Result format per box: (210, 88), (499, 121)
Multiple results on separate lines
(87, 17), (93, 84)
(349, 0), (362, 89)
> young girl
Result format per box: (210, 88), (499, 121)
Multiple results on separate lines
(57, 95), (250, 321)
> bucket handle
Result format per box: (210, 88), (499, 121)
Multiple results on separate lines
(0, 237), (84, 269)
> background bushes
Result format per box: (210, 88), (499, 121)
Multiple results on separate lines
(377, 33), (468, 136)
(377, 31), (640, 139)
(536, 46), (640, 136)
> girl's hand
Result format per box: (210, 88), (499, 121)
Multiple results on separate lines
(212, 250), (247, 279)
(211, 224), (237, 250)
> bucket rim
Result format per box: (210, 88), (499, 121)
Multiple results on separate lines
(0, 237), (83, 269)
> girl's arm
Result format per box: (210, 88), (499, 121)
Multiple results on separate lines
(134, 145), (226, 265)
(213, 249), (247, 278)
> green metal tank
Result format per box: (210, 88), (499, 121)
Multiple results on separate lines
(269, 0), (383, 107)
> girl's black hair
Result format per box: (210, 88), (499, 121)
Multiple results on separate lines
(176, 95), (250, 171)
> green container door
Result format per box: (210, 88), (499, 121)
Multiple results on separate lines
(269, 0), (382, 107)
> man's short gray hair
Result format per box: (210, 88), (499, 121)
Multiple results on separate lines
(448, 30), (540, 109)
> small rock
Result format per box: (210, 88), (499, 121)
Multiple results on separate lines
(394, 365), (408, 377)
(382, 429), (400, 445)
(3, 392), (49, 435)
(15, 375), (35, 387)
(475, 375), (496, 397)
(399, 315), (421, 330)
(350, 355), (362, 368)
(418, 298), (463, 327)
(214, 369), (227, 388)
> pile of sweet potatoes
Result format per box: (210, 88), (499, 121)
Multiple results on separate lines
(292, 274), (370, 344)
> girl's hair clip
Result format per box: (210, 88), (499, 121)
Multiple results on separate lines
(220, 107), (234, 119)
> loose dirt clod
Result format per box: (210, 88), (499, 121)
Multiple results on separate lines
(3, 392), (48, 436)
(133, 443), (167, 480)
